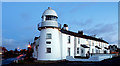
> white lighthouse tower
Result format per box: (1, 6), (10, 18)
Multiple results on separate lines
(37, 7), (61, 60)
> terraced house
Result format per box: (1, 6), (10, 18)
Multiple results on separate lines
(32, 7), (110, 61)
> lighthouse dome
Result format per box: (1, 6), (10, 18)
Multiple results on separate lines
(42, 7), (58, 17)
(38, 7), (61, 31)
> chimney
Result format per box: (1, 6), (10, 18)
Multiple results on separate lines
(48, 7), (51, 9)
(91, 34), (96, 37)
(63, 24), (68, 31)
(78, 31), (83, 35)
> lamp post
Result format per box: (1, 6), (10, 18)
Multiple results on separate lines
(26, 42), (33, 60)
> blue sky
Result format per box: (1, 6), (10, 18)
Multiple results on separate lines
(1, 0), (119, 2)
(2, 2), (118, 50)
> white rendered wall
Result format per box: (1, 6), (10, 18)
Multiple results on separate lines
(61, 34), (75, 59)
(75, 37), (81, 56)
(36, 28), (110, 60)
(61, 33), (67, 59)
(33, 38), (40, 58)
(37, 28), (61, 60)
(33, 47), (37, 58)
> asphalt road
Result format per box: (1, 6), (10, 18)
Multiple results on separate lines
(2, 54), (26, 65)
(2, 55), (120, 66)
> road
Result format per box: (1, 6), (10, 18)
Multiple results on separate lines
(2, 54), (26, 65)
(2, 55), (120, 66)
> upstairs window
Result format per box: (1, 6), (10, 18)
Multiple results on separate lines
(78, 38), (80, 44)
(99, 43), (100, 46)
(92, 42), (94, 46)
(46, 33), (52, 39)
(46, 48), (51, 53)
(68, 36), (71, 43)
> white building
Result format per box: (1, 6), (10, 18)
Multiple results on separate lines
(32, 7), (110, 61)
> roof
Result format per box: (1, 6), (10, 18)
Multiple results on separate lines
(81, 45), (89, 48)
(95, 46), (101, 49)
(34, 37), (39, 40)
(104, 47), (109, 50)
(42, 7), (58, 17)
(60, 29), (108, 44)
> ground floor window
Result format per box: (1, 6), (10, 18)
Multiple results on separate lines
(92, 49), (94, 53)
(46, 48), (51, 53)
(81, 49), (83, 54)
(99, 50), (100, 53)
(77, 48), (79, 54)
(68, 48), (70, 56)
(96, 50), (98, 53)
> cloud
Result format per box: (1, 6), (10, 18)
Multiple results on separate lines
(2, 38), (33, 50)
(3, 38), (16, 44)
(67, 17), (118, 45)
(82, 22), (118, 44)
(68, 19), (93, 31)
(68, 19), (118, 45)
(2, 38), (17, 50)
(84, 22), (117, 35)
(70, 3), (98, 13)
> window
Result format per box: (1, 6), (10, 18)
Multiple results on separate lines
(92, 42), (94, 46)
(77, 48), (79, 54)
(92, 49), (94, 53)
(81, 49), (83, 54)
(46, 15), (57, 21)
(96, 50), (98, 53)
(68, 48), (70, 56)
(68, 36), (70, 43)
(46, 48), (51, 53)
(78, 38), (80, 44)
(36, 45), (39, 51)
(46, 33), (52, 39)
(46, 41), (51, 44)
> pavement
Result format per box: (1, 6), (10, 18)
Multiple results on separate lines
(66, 54), (115, 62)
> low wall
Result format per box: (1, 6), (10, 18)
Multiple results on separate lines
(66, 54), (115, 62)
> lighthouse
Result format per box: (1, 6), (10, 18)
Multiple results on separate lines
(37, 7), (62, 60)
(32, 7), (110, 61)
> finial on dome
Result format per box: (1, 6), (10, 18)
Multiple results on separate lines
(48, 7), (51, 9)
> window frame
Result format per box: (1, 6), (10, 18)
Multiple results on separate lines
(46, 33), (52, 39)
(92, 49), (94, 53)
(68, 48), (70, 56)
(78, 38), (80, 44)
(81, 49), (83, 54)
(77, 48), (79, 54)
(68, 36), (71, 43)
(46, 41), (51, 44)
(45, 15), (57, 21)
(46, 48), (51, 53)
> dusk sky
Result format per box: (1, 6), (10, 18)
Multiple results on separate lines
(2, 2), (118, 50)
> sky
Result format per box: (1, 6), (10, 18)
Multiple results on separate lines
(1, 0), (119, 2)
(2, 2), (118, 50)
